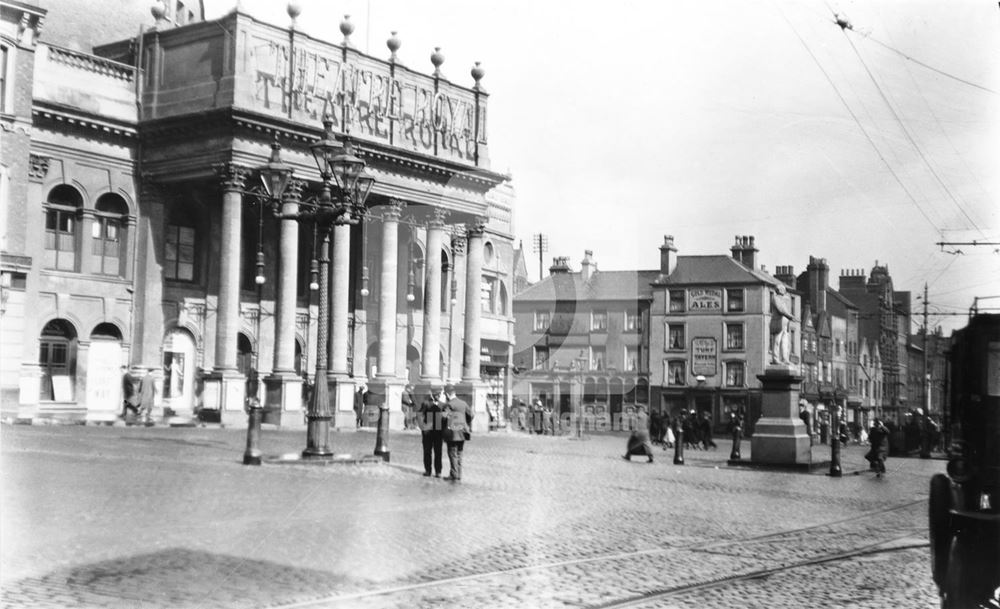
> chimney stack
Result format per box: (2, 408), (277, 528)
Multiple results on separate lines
(730, 235), (758, 270)
(659, 235), (677, 278)
(807, 256), (829, 312)
(775, 265), (796, 287)
(580, 250), (597, 281)
(549, 256), (571, 275)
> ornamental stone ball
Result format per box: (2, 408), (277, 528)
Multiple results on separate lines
(471, 61), (485, 84)
(431, 47), (444, 74)
(150, 1), (166, 21)
(287, 1), (302, 21)
(340, 15), (354, 39)
(387, 31), (401, 59)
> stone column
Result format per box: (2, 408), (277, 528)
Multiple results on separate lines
(461, 219), (489, 432)
(420, 208), (448, 380)
(264, 180), (304, 426)
(330, 217), (357, 429)
(369, 201), (406, 434)
(330, 220), (352, 376)
(377, 200), (404, 377)
(210, 164), (248, 426)
(462, 220), (486, 381)
(448, 233), (466, 381)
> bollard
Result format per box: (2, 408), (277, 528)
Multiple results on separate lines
(243, 400), (263, 466)
(673, 425), (685, 465)
(829, 408), (842, 477)
(373, 405), (390, 462)
(730, 425), (742, 461)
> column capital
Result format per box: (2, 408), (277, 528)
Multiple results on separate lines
(217, 163), (252, 192)
(381, 199), (406, 221)
(450, 234), (466, 255)
(427, 207), (450, 228)
(466, 216), (488, 238)
(284, 178), (306, 203)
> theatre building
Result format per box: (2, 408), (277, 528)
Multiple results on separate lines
(649, 235), (802, 433)
(0, 1), (515, 429)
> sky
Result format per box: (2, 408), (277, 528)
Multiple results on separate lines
(207, 0), (999, 334)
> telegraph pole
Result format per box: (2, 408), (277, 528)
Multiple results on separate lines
(920, 283), (931, 458)
(532, 233), (549, 281)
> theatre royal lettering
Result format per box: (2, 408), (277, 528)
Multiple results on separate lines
(251, 37), (487, 164)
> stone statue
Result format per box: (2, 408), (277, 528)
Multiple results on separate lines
(769, 283), (795, 365)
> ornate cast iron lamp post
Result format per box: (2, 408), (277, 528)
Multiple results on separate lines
(253, 117), (375, 460)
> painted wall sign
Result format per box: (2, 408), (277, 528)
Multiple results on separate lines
(691, 337), (717, 376)
(249, 34), (486, 164)
(688, 288), (722, 312)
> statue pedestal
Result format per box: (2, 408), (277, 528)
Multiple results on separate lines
(750, 366), (811, 467)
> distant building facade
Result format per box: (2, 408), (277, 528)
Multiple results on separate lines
(511, 252), (654, 426)
(838, 264), (912, 423)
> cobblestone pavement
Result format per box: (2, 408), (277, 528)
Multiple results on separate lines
(1, 423), (944, 608)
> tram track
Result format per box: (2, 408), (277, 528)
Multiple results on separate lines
(591, 536), (929, 609)
(272, 498), (928, 609)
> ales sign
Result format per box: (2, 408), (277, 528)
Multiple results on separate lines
(688, 288), (722, 312)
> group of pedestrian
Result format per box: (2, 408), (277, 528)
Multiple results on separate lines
(508, 398), (557, 435)
(676, 410), (716, 451)
(649, 411), (674, 448)
(416, 383), (473, 482)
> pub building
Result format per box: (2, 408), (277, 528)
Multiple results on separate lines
(649, 235), (803, 433)
(0, 1), (515, 430)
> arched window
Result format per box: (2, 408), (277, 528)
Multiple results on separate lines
(91, 322), (122, 340)
(39, 319), (78, 401)
(44, 185), (83, 271)
(93, 194), (129, 277)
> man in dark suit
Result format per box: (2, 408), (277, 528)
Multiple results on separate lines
(417, 384), (444, 477)
(443, 384), (473, 482)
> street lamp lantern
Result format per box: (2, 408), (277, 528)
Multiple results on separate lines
(329, 135), (366, 194)
(355, 165), (376, 207)
(258, 141), (294, 202)
(309, 116), (343, 180)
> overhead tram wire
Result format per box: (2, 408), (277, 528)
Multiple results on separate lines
(861, 35), (997, 96)
(867, 11), (998, 222)
(773, 5), (941, 233)
(839, 28), (988, 239)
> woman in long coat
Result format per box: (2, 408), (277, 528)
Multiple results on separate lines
(623, 407), (654, 463)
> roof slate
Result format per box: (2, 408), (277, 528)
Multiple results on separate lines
(514, 270), (660, 302)
(659, 256), (780, 286)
